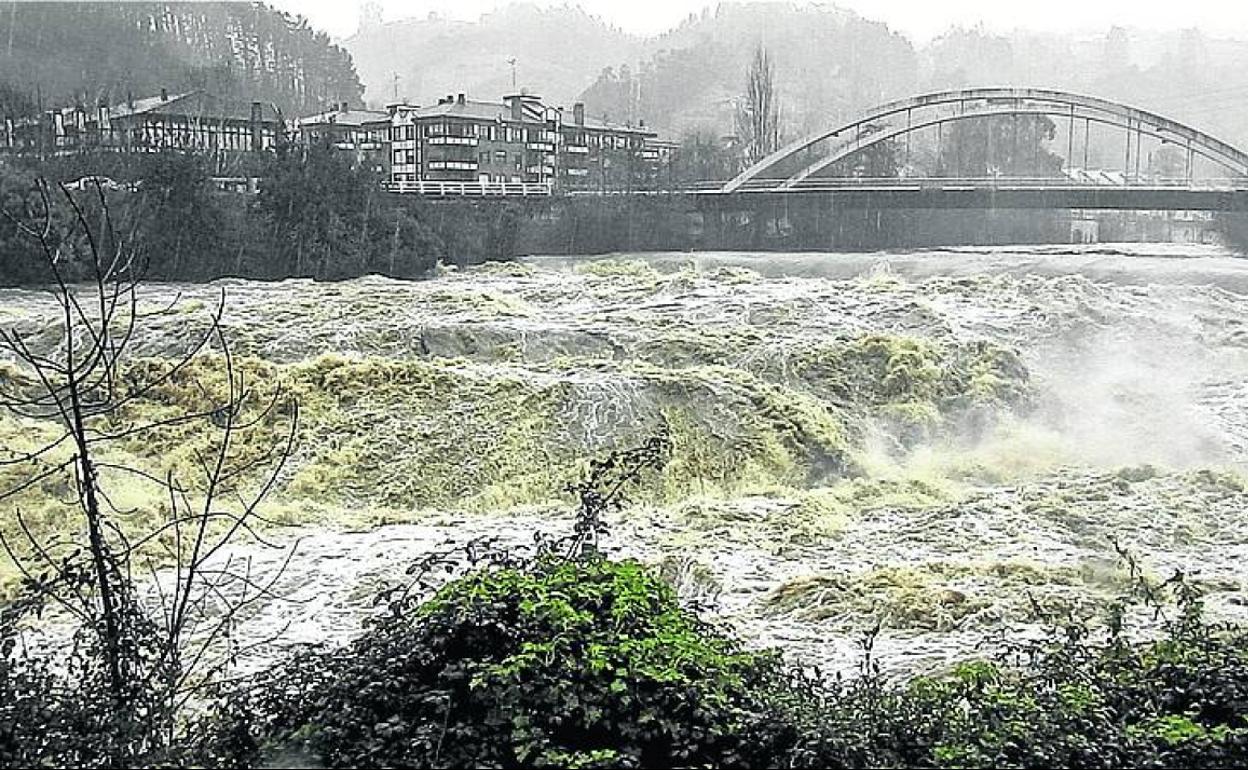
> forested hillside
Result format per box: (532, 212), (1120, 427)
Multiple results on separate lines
(579, 4), (917, 137)
(0, 2), (363, 117)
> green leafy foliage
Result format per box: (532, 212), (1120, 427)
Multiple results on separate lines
(230, 556), (795, 768)
(785, 574), (1248, 769)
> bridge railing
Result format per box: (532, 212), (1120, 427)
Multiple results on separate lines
(690, 176), (1248, 194)
(383, 180), (553, 197)
(381, 176), (1248, 197)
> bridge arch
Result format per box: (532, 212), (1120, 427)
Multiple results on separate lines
(723, 87), (1248, 193)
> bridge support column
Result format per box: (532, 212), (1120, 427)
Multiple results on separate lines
(905, 108), (912, 170)
(1128, 115), (1138, 177)
(1084, 118), (1091, 170)
(1067, 104), (1075, 171)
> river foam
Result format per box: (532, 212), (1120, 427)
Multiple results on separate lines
(4, 242), (1248, 675)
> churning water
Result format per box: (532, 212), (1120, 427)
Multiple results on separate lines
(6, 242), (1248, 676)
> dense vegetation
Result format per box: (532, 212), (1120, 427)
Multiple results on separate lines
(0, 2), (361, 118)
(0, 147), (448, 284)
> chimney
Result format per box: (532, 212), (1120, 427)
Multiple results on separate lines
(446, 94), (453, 105)
(506, 94), (522, 121)
(340, 101), (349, 112)
(573, 102), (584, 126)
(250, 101), (263, 152)
(456, 93), (465, 105)
(97, 100), (110, 131)
(160, 87), (168, 102)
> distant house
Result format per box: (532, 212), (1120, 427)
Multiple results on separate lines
(295, 103), (389, 175)
(1, 89), (285, 166)
(383, 92), (669, 192)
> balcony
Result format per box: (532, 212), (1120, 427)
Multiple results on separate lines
(333, 140), (385, 151)
(526, 142), (556, 152)
(428, 135), (479, 146)
(526, 165), (555, 175)
(428, 160), (478, 171)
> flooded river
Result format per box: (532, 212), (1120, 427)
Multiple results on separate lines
(5, 242), (1248, 676)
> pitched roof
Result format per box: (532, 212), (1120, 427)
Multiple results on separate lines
(110, 91), (199, 119)
(391, 97), (657, 137)
(109, 90), (284, 123)
(579, 114), (655, 136)
(409, 99), (511, 122)
(298, 108), (389, 128)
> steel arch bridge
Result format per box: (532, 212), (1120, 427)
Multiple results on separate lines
(722, 87), (1248, 194)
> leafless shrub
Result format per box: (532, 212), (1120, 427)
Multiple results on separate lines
(0, 178), (299, 766)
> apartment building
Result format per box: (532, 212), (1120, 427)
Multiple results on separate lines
(384, 92), (664, 192)
(296, 104), (389, 175)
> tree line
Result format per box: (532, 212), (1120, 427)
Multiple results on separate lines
(0, 2), (363, 119)
(0, 146), (447, 285)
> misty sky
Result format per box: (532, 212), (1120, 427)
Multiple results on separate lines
(269, 0), (1248, 41)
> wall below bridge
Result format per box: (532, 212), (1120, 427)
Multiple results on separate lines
(695, 187), (1248, 212)
(395, 193), (1245, 264)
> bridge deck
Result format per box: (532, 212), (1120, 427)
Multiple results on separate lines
(567, 177), (1248, 211)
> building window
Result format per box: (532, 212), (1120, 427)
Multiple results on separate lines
(495, 150), (507, 161)
(479, 151), (490, 165)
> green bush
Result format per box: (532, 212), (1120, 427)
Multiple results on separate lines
(230, 555), (797, 768)
(786, 586), (1248, 769)
(214, 552), (1248, 770)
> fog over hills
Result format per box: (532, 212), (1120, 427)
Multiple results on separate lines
(344, 4), (644, 110)
(344, 1), (1248, 151)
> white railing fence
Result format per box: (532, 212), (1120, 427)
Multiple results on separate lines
(383, 179), (553, 197)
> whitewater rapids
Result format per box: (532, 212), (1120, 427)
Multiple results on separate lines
(4, 242), (1248, 676)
